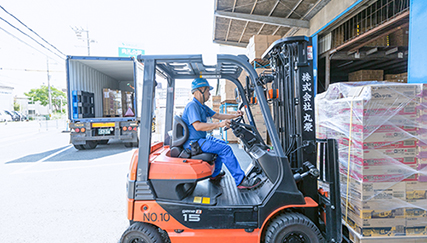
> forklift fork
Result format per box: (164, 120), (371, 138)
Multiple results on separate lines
(317, 138), (342, 243)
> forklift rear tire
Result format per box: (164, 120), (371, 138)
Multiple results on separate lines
(73, 145), (85, 150)
(83, 141), (97, 149)
(264, 212), (324, 243)
(120, 222), (163, 243)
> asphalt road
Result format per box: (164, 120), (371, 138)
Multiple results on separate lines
(0, 120), (134, 242)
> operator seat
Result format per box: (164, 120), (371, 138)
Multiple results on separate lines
(170, 115), (216, 163)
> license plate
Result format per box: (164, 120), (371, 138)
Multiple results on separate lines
(98, 128), (111, 135)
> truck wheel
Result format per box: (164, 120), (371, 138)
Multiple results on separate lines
(124, 142), (138, 148)
(264, 212), (324, 243)
(73, 145), (85, 150)
(120, 222), (162, 243)
(83, 141), (97, 149)
(97, 140), (109, 145)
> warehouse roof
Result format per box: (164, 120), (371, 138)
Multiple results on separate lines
(213, 0), (329, 48)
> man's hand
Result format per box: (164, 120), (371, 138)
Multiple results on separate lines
(234, 110), (244, 118)
(220, 119), (231, 128)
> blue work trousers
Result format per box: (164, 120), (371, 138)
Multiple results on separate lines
(196, 136), (245, 186)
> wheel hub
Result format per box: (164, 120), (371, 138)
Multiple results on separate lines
(282, 232), (307, 243)
(130, 237), (147, 243)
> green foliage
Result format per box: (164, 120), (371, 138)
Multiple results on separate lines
(13, 102), (20, 111)
(24, 85), (67, 113)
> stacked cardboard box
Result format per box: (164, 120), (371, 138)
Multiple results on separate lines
(366, 36), (389, 47)
(348, 70), (384, 82)
(103, 88), (123, 117)
(246, 35), (281, 63)
(316, 82), (427, 241)
(211, 95), (221, 114)
(251, 105), (267, 141)
(221, 104), (239, 143)
(389, 27), (409, 47)
(385, 72), (408, 83)
(220, 79), (239, 104)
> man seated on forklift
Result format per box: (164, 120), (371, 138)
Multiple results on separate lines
(182, 78), (261, 189)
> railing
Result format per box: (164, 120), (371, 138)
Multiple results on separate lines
(331, 0), (409, 48)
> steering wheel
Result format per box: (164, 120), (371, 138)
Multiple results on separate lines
(224, 116), (242, 131)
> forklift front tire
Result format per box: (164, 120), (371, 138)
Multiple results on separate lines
(264, 212), (324, 243)
(120, 222), (163, 243)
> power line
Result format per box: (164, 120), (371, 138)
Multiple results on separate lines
(0, 16), (65, 60)
(0, 5), (67, 57)
(0, 25), (63, 63)
(0, 67), (64, 72)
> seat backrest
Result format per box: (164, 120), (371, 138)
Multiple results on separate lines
(171, 115), (189, 147)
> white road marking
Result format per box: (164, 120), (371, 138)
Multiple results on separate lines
(16, 161), (129, 174)
(11, 145), (73, 175)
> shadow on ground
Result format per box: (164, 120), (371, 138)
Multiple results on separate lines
(5, 141), (135, 164)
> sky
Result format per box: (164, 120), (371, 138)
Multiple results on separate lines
(0, 0), (244, 96)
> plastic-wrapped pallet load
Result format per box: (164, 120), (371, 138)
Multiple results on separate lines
(315, 82), (427, 242)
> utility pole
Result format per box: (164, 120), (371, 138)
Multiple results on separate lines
(47, 58), (52, 117)
(71, 26), (95, 56)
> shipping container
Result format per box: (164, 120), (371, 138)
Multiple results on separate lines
(66, 56), (143, 149)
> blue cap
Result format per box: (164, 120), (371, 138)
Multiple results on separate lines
(191, 78), (213, 93)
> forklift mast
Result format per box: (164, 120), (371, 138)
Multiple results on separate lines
(263, 36), (342, 242)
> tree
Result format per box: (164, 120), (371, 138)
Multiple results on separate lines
(14, 102), (20, 111)
(24, 85), (67, 113)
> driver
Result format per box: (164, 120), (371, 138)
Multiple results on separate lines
(182, 78), (261, 189)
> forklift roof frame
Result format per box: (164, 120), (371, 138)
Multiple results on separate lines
(135, 54), (285, 185)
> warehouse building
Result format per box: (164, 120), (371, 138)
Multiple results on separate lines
(213, 0), (426, 92)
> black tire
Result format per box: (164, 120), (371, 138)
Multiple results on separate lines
(73, 144), (85, 150)
(264, 212), (324, 243)
(83, 141), (97, 149)
(120, 222), (163, 243)
(124, 141), (138, 148)
(97, 140), (109, 145)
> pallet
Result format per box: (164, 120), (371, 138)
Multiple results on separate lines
(220, 100), (238, 104)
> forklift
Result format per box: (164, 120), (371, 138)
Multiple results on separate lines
(120, 36), (342, 243)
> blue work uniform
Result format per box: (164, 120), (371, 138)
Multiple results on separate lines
(182, 97), (245, 186)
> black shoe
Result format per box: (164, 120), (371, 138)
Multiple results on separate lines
(210, 171), (226, 181)
(237, 176), (261, 190)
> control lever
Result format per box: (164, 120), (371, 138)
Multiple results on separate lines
(293, 161), (319, 182)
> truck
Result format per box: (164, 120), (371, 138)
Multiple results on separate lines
(66, 56), (143, 150)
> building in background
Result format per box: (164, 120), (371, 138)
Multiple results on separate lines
(0, 82), (14, 111)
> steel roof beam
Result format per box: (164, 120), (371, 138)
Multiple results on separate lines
(213, 40), (247, 48)
(215, 10), (309, 28)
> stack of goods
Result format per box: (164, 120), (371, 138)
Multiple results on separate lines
(103, 88), (122, 117)
(348, 70), (384, 82)
(72, 90), (95, 119)
(122, 91), (134, 116)
(211, 96), (221, 114)
(316, 82), (427, 242)
(366, 35), (389, 47)
(389, 27), (409, 46)
(246, 35), (281, 64)
(220, 79), (239, 104)
(385, 72), (408, 83)
(221, 104), (239, 143)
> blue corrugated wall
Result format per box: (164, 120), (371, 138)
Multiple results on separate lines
(408, 0), (427, 83)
